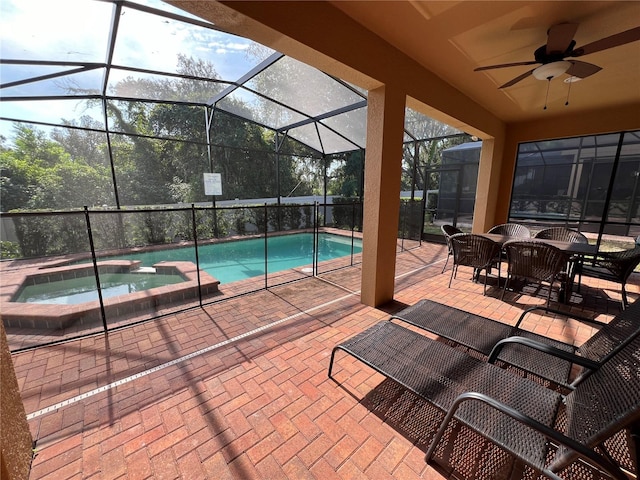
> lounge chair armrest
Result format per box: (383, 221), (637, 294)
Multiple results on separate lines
(426, 392), (628, 480)
(515, 305), (606, 328)
(487, 336), (600, 371)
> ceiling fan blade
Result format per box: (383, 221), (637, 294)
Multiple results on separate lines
(475, 61), (538, 71)
(499, 69), (535, 89)
(567, 60), (602, 78)
(571, 26), (640, 57)
(546, 22), (579, 54)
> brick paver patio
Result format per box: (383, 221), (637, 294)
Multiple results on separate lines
(9, 240), (637, 479)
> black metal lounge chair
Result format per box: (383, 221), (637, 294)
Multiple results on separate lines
(426, 329), (640, 480)
(390, 298), (640, 388)
(328, 321), (640, 480)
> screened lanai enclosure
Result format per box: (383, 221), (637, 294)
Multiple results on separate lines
(0, 0), (470, 350)
(1, 0), (639, 351)
(431, 133), (640, 242)
(0, 0), (467, 212)
(510, 132), (640, 240)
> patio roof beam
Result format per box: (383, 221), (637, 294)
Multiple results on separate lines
(0, 59), (105, 67)
(0, 65), (104, 90)
(0, 60), (233, 90)
(277, 100), (367, 132)
(207, 52), (285, 106)
(115, 0), (217, 31)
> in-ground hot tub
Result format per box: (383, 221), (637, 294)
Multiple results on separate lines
(14, 268), (186, 305)
(2, 260), (219, 329)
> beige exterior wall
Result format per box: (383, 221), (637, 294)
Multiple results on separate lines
(1, 323), (33, 480)
(472, 136), (506, 233)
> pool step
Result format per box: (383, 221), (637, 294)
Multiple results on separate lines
(134, 267), (156, 274)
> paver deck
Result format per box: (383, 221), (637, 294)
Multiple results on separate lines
(8, 240), (638, 479)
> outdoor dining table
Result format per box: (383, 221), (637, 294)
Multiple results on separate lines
(479, 233), (599, 302)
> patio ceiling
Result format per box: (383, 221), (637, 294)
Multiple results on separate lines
(330, 1), (640, 123)
(182, 1), (640, 131)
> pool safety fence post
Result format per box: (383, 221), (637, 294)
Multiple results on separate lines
(400, 200), (406, 252)
(351, 203), (355, 266)
(313, 202), (319, 276)
(212, 201), (219, 239)
(191, 204), (203, 307)
(264, 203), (268, 289)
(85, 206), (108, 332)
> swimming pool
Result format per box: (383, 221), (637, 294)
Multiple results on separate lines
(102, 232), (361, 284)
(4, 233), (357, 321)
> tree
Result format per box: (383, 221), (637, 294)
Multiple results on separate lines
(51, 116), (110, 168)
(328, 150), (363, 198)
(0, 124), (113, 211)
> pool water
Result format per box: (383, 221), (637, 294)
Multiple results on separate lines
(15, 272), (184, 305)
(113, 232), (361, 283)
(15, 233), (360, 306)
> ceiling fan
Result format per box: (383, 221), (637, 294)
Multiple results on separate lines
(476, 23), (640, 89)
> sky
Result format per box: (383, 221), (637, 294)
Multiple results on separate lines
(0, 0), (269, 141)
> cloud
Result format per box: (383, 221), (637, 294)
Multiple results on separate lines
(208, 41), (251, 53)
(0, 0), (112, 61)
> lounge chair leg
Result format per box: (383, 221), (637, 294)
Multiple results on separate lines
(328, 348), (339, 379)
(448, 266), (456, 288)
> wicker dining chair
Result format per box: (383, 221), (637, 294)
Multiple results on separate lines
(534, 227), (588, 244)
(501, 240), (569, 307)
(535, 227), (589, 291)
(582, 243), (640, 309)
(487, 223), (531, 238)
(449, 233), (502, 295)
(441, 224), (463, 273)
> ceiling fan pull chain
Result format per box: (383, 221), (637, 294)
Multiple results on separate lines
(565, 79), (572, 106)
(543, 77), (552, 110)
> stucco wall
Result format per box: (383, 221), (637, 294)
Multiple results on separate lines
(1, 322), (33, 480)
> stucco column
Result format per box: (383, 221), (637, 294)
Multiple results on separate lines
(471, 135), (507, 233)
(361, 85), (406, 307)
(1, 323), (33, 480)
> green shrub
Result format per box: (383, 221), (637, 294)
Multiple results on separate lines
(0, 241), (21, 259)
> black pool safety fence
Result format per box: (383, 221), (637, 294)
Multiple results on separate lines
(1, 201), (423, 351)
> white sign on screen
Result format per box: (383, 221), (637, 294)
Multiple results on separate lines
(203, 173), (222, 196)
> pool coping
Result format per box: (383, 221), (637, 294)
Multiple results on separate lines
(1, 260), (220, 329)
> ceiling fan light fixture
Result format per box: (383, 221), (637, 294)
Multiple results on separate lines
(532, 61), (571, 81)
(563, 75), (583, 83)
